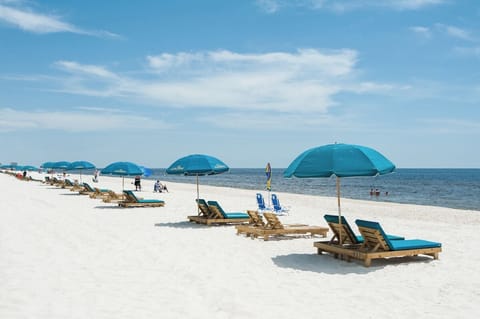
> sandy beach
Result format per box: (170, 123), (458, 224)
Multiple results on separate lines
(1, 171), (479, 318)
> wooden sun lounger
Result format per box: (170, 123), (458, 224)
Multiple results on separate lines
(243, 212), (328, 241)
(118, 190), (165, 208)
(187, 200), (250, 225)
(101, 190), (127, 203)
(235, 210), (265, 235)
(314, 219), (441, 267)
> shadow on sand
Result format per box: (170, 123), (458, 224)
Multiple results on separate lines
(272, 253), (435, 274)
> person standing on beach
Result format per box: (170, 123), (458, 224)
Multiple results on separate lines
(134, 175), (141, 191)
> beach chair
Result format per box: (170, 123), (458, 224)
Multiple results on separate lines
(118, 190), (165, 208)
(323, 214), (404, 245)
(256, 193), (270, 212)
(187, 200), (250, 225)
(271, 194), (289, 215)
(314, 219), (441, 267)
(89, 187), (112, 199)
(244, 212), (328, 241)
(235, 210), (265, 236)
(101, 190), (126, 203)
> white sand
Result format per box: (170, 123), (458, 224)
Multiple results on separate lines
(1, 171), (479, 318)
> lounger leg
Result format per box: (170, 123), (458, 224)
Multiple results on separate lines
(364, 258), (371, 267)
(317, 248), (323, 255)
(263, 235), (269, 241)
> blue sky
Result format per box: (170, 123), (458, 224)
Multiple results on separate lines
(0, 0), (479, 168)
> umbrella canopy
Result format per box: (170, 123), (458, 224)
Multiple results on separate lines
(67, 161), (95, 170)
(50, 161), (72, 170)
(166, 154), (229, 213)
(67, 161), (96, 182)
(41, 162), (55, 169)
(101, 161), (143, 189)
(166, 154), (229, 176)
(284, 143), (395, 243)
(18, 165), (38, 171)
(0, 164), (17, 169)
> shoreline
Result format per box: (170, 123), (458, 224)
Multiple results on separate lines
(1, 171), (479, 318)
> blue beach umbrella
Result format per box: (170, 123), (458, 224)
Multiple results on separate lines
(19, 165), (38, 171)
(101, 161), (143, 190)
(51, 161), (72, 170)
(284, 143), (395, 242)
(166, 154), (229, 210)
(67, 161), (96, 183)
(41, 162), (55, 169)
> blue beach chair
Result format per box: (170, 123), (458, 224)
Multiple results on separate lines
(256, 193), (270, 212)
(271, 194), (289, 215)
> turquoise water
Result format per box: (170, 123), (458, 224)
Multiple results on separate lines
(146, 168), (480, 211)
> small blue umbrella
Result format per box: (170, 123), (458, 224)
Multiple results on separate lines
(41, 162), (55, 169)
(284, 143), (395, 242)
(1, 164), (17, 170)
(19, 165), (38, 171)
(67, 161), (96, 182)
(140, 166), (152, 177)
(51, 161), (72, 170)
(101, 161), (143, 189)
(166, 154), (229, 208)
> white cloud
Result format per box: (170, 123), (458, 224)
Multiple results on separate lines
(410, 26), (431, 38)
(0, 107), (166, 132)
(255, 0), (446, 13)
(0, 2), (119, 37)
(435, 23), (473, 41)
(45, 49), (396, 113)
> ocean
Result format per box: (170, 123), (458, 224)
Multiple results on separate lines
(146, 168), (480, 212)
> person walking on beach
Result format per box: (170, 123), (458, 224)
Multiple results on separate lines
(93, 170), (99, 183)
(134, 175), (141, 191)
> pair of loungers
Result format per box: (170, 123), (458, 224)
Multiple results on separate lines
(236, 211), (328, 241)
(79, 184), (164, 208)
(315, 214), (442, 267)
(188, 199), (250, 225)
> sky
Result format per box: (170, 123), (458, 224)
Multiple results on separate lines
(0, 0), (479, 169)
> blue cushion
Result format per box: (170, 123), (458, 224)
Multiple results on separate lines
(355, 219), (441, 250)
(390, 239), (441, 250)
(138, 199), (164, 204)
(224, 212), (249, 219)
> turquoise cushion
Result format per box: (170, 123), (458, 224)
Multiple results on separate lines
(390, 239), (441, 250)
(138, 199), (164, 204)
(224, 212), (249, 219)
(355, 234), (405, 243)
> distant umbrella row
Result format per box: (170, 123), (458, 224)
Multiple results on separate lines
(2, 144), (396, 228)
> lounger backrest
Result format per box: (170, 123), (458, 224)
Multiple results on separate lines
(324, 214), (359, 244)
(256, 193), (266, 210)
(83, 183), (95, 192)
(263, 213), (284, 229)
(355, 219), (393, 251)
(247, 210), (265, 227)
(207, 201), (228, 219)
(196, 199), (212, 217)
(123, 190), (139, 203)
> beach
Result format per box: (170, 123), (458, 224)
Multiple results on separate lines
(1, 172), (479, 318)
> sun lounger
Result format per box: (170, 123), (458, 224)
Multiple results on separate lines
(118, 190), (165, 208)
(314, 219), (441, 267)
(187, 200), (250, 225)
(243, 212), (328, 241)
(89, 187), (111, 199)
(101, 190), (127, 203)
(235, 210), (265, 235)
(323, 214), (404, 245)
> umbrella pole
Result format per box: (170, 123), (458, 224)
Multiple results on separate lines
(336, 176), (343, 245)
(196, 174), (200, 215)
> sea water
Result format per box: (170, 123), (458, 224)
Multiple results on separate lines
(147, 168), (480, 212)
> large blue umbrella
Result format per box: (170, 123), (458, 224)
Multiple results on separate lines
(101, 161), (143, 189)
(41, 162), (55, 169)
(67, 161), (96, 182)
(284, 143), (395, 241)
(166, 154), (229, 209)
